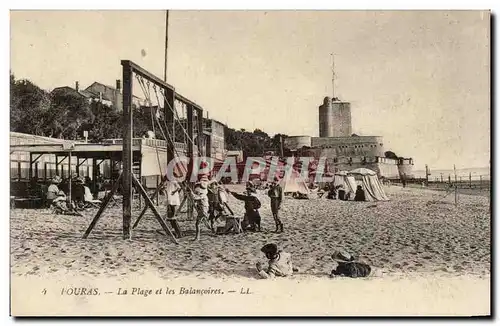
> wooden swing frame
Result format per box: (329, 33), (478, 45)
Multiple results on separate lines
(83, 60), (205, 242)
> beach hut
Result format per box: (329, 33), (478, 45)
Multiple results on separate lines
(348, 168), (389, 201)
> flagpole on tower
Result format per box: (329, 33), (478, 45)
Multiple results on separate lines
(331, 53), (335, 99)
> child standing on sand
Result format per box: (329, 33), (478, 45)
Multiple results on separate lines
(191, 181), (210, 241)
(256, 243), (298, 279)
(267, 177), (284, 233)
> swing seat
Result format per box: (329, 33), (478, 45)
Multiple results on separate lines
(222, 216), (243, 234)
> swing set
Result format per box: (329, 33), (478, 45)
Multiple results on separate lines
(82, 60), (213, 243)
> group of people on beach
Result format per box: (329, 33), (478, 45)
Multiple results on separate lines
(230, 178), (284, 233)
(45, 174), (101, 215)
(162, 173), (285, 240)
(324, 184), (367, 202)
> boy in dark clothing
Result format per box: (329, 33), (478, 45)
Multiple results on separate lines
(231, 188), (262, 232)
(267, 177), (284, 233)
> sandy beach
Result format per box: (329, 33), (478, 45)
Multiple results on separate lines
(10, 185), (491, 316)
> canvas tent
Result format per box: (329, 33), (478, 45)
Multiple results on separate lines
(333, 171), (357, 194)
(348, 168), (389, 201)
(280, 168), (310, 196)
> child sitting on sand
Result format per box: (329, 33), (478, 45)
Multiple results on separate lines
(256, 243), (299, 279)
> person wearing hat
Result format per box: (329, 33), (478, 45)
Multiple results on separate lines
(330, 251), (371, 278)
(231, 187), (262, 232)
(46, 176), (63, 206)
(267, 176), (284, 233)
(46, 176), (70, 213)
(256, 243), (298, 279)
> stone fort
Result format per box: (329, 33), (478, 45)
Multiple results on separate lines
(284, 96), (414, 179)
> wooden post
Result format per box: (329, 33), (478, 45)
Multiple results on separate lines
(280, 135), (284, 158)
(17, 161), (21, 181)
(187, 104), (194, 180)
(164, 87), (175, 163)
(469, 172), (472, 188)
(197, 109), (203, 156)
(34, 162), (39, 180)
(92, 158), (98, 199)
(138, 176), (143, 209)
(480, 175), (483, 189)
(156, 175), (160, 205)
(44, 163), (47, 181)
(454, 185), (458, 205)
(122, 61), (133, 240)
(29, 153), (33, 180)
(68, 151), (72, 205)
(425, 164), (429, 186)
(111, 157), (115, 179)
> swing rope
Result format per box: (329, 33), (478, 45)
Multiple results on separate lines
(136, 76), (164, 178)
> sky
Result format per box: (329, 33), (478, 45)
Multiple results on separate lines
(10, 10), (490, 170)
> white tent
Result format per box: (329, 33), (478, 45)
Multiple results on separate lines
(280, 169), (310, 197)
(348, 168), (389, 201)
(333, 171), (357, 194)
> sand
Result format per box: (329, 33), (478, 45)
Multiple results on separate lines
(10, 185), (491, 316)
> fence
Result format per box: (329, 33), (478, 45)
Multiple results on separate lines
(387, 174), (491, 190)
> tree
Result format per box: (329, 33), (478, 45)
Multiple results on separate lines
(10, 75), (51, 136)
(385, 151), (399, 160)
(87, 100), (121, 142)
(45, 88), (93, 139)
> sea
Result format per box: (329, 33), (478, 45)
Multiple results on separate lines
(412, 167), (490, 181)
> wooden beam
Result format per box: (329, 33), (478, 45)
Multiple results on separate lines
(9, 143), (140, 154)
(57, 155), (67, 166)
(132, 175), (178, 244)
(77, 157), (88, 168)
(132, 174), (168, 229)
(122, 60), (203, 111)
(122, 60), (133, 240)
(197, 108), (203, 156)
(32, 154), (43, 164)
(83, 173), (122, 239)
